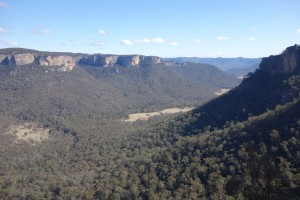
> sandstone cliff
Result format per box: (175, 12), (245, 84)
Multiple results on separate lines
(116, 55), (140, 67)
(12, 53), (36, 66)
(0, 48), (164, 70)
(37, 55), (75, 71)
(0, 54), (8, 64)
(79, 54), (118, 67)
(259, 44), (300, 74)
(0, 51), (76, 71)
(140, 56), (162, 65)
(79, 54), (162, 67)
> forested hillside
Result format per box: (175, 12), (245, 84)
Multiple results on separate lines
(0, 46), (299, 199)
(0, 48), (240, 135)
(172, 62), (240, 88)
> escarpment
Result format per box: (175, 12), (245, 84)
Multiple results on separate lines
(259, 44), (300, 74)
(0, 48), (164, 70)
(79, 54), (163, 67)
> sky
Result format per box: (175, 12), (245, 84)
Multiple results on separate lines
(0, 0), (300, 58)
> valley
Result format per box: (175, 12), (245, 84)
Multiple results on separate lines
(0, 45), (299, 199)
(121, 107), (194, 122)
(214, 88), (230, 96)
(1, 0), (299, 199)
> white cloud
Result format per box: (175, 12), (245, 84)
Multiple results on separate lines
(31, 27), (53, 34)
(297, 29), (300, 34)
(0, 40), (19, 47)
(0, 27), (9, 34)
(169, 42), (179, 46)
(247, 37), (256, 41)
(217, 36), (229, 40)
(98, 29), (107, 35)
(0, 1), (8, 8)
(121, 39), (133, 46)
(193, 39), (201, 44)
(43, 28), (53, 34)
(151, 37), (166, 44)
(134, 38), (151, 44)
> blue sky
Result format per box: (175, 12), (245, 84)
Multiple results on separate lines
(0, 0), (299, 57)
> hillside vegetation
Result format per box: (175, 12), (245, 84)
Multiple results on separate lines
(0, 46), (299, 199)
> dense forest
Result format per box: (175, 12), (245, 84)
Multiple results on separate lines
(0, 46), (299, 199)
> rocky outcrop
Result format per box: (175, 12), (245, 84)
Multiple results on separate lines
(0, 54), (8, 64)
(140, 56), (162, 65)
(116, 55), (140, 67)
(79, 54), (163, 67)
(259, 45), (300, 74)
(79, 54), (118, 66)
(0, 51), (76, 71)
(13, 53), (35, 66)
(37, 55), (75, 71)
(0, 48), (165, 70)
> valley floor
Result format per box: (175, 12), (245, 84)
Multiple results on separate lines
(121, 107), (194, 122)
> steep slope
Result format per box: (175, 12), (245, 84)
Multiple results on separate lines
(0, 46), (299, 199)
(123, 98), (300, 199)
(0, 48), (241, 134)
(171, 62), (241, 88)
(87, 45), (300, 200)
(89, 45), (300, 199)
(126, 44), (300, 199)
(82, 63), (217, 111)
(176, 45), (300, 134)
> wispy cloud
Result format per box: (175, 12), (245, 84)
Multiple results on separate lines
(169, 42), (179, 46)
(247, 37), (256, 41)
(31, 26), (53, 34)
(98, 29), (107, 35)
(0, 27), (10, 34)
(0, 1), (8, 8)
(121, 39), (133, 46)
(193, 39), (201, 44)
(217, 36), (229, 40)
(151, 37), (166, 44)
(0, 40), (19, 47)
(134, 38), (151, 44)
(297, 29), (300, 34)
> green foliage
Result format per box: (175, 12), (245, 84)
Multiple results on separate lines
(0, 57), (299, 199)
(180, 71), (300, 135)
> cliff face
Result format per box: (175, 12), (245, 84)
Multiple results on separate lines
(0, 52), (76, 71)
(37, 55), (75, 71)
(0, 48), (164, 70)
(0, 54), (8, 64)
(79, 54), (118, 67)
(259, 45), (300, 74)
(140, 56), (162, 65)
(79, 54), (162, 67)
(13, 53), (35, 66)
(116, 55), (140, 67)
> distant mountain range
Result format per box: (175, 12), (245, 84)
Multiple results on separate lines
(165, 57), (262, 77)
